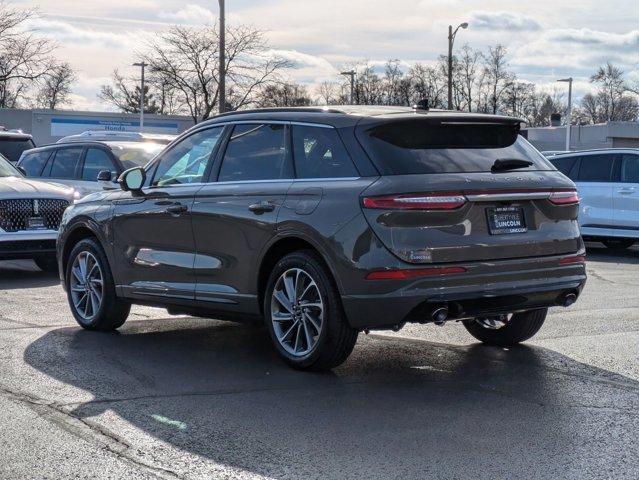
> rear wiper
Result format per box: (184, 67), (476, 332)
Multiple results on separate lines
(491, 158), (534, 172)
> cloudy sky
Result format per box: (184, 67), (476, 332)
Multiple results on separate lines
(14, 0), (639, 110)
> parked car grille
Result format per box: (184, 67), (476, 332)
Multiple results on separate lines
(0, 199), (70, 232)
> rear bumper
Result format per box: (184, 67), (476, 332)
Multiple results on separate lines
(0, 231), (57, 260)
(341, 255), (587, 330)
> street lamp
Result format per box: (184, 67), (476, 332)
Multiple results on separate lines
(558, 77), (573, 151)
(132, 62), (148, 131)
(218, 0), (226, 114)
(340, 70), (356, 105)
(448, 22), (469, 110)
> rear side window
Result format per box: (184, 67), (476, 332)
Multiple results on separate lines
(47, 148), (82, 179)
(550, 156), (579, 179)
(218, 124), (292, 182)
(83, 148), (116, 181)
(621, 154), (639, 183)
(0, 138), (36, 162)
(356, 119), (553, 175)
(19, 151), (51, 176)
(291, 125), (358, 179)
(577, 154), (615, 182)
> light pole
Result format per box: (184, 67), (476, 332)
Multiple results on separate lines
(218, 0), (226, 114)
(558, 77), (573, 151)
(448, 22), (468, 110)
(340, 70), (356, 105)
(132, 62), (148, 131)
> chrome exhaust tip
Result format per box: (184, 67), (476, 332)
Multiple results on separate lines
(563, 293), (577, 307)
(431, 306), (449, 325)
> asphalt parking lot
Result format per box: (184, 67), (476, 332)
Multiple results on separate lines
(0, 244), (637, 479)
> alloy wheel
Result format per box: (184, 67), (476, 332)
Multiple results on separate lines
(271, 268), (324, 357)
(70, 251), (104, 322)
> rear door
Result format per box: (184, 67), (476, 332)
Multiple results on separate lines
(356, 117), (581, 264)
(191, 123), (293, 313)
(574, 153), (616, 231)
(42, 146), (84, 189)
(613, 153), (639, 230)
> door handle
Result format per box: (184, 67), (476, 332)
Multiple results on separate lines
(166, 204), (188, 215)
(618, 188), (636, 195)
(248, 201), (275, 214)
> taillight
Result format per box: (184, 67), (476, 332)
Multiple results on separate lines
(549, 189), (579, 205)
(559, 255), (586, 265)
(365, 266), (467, 280)
(362, 193), (467, 210)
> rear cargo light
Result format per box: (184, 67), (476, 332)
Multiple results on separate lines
(365, 266), (467, 280)
(559, 255), (586, 265)
(362, 193), (467, 210)
(549, 189), (579, 205)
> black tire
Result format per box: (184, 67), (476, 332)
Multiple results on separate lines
(263, 250), (358, 371)
(65, 238), (130, 331)
(34, 255), (58, 273)
(602, 238), (635, 250)
(462, 309), (547, 347)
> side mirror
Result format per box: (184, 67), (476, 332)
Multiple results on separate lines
(118, 167), (146, 192)
(97, 170), (112, 182)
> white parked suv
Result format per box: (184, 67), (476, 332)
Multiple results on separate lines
(548, 148), (639, 249)
(17, 140), (166, 197)
(0, 153), (75, 271)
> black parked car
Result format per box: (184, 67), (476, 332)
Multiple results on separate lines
(57, 106), (587, 370)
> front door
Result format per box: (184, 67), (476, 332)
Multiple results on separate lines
(191, 123), (293, 314)
(575, 153), (616, 232)
(111, 127), (225, 301)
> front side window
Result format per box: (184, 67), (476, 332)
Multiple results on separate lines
(19, 151), (51, 177)
(83, 148), (116, 181)
(48, 148), (83, 179)
(152, 127), (223, 187)
(577, 154), (615, 182)
(291, 125), (358, 179)
(621, 154), (639, 183)
(550, 156), (579, 179)
(218, 124), (291, 182)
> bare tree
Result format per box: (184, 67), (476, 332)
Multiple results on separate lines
(408, 63), (446, 109)
(35, 62), (75, 109)
(143, 25), (289, 123)
(258, 82), (312, 107)
(99, 70), (160, 114)
(456, 45), (481, 112)
(482, 45), (513, 114)
(0, 2), (60, 108)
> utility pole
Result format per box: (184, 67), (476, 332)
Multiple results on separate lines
(447, 22), (468, 110)
(218, 0), (226, 114)
(340, 70), (356, 105)
(132, 62), (148, 131)
(558, 77), (573, 151)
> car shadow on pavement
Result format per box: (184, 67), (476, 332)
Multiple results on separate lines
(23, 318), (639, 479)
(0, 260), (59, 290)
(585, 243), (639, 264)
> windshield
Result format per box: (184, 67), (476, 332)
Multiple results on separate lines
(107, 142), (165, 169)
(356, 119), (554, 175)
(0, 137), (36, 162)
(0, 154), (23, 177)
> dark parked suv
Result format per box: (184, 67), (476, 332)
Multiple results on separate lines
(57, 106), (587, 370)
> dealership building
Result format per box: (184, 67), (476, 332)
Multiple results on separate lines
(0, 108), (195, 146)
(525, 121), (639, 152)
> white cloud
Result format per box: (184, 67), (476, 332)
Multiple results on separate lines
(469, 11), (541, 31)
(158, 5), (216, 26)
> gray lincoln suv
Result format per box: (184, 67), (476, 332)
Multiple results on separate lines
(57, 106), (587, 370)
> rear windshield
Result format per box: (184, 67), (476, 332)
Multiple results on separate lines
(356, 120), (554, 175)
(107, 142), (165, 169)
(0, 137), (36, 162)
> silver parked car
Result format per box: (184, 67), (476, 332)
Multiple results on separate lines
(17, 140), (166, 197)
(548, 148), (639, 249)
(0, 153), (75, 271)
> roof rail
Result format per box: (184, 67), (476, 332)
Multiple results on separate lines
(211, 106), (348, 119)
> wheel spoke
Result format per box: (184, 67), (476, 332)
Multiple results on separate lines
(293, 322), (302, 353)
(302, 320), (313, 351)
(273, 290), (294, 314)
(304, 312), (321, 333)
(272, 311), (294, 322)
(72, 267), (83, 284)
(90, 291), (101, 314)
(278, 320), (299, 342)
(283, 274), (296, 305)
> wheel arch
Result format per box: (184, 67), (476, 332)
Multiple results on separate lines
(60, 219), (108, 277)
(256, 233), (343, 313)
